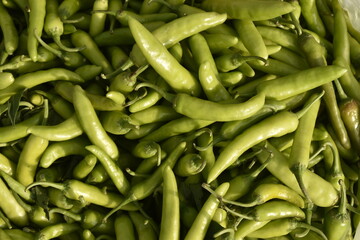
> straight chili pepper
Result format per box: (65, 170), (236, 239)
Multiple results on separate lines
(71, 30), (114, 75)
(200, 0), (295, 20)
(27, 0), (46, 62)
(114, 213), (136, 240)
(159, 166), (180, 240)
(184, 182), (229, 240)
(0, 1), (18, 55)
(298, 30), (351, 150)
(332, 0), (360, 102)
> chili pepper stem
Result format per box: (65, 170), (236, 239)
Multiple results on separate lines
(33, 28), (63, 59)
(0, 210), (12, 229)
(213, 228), (235, 239)
(49, 208), (82, 222)
(295, 90), (324, 119)
(135, 82), (176, 103)
(53, 35), (86, 53)
(102, 194), (137, 223)
(25, 181), (65, 192)
(202, 183), (253, 220)
(296, 222), (328, 240)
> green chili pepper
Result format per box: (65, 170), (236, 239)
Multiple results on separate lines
(0, 110), (44, 144)
(4, 229), (35, 240)
(159, 166), (180, 240)
(299, 0), (327, 37)
(222, 156), (269, 202)
(0, 178), (29, 226)
(86, 164), (109, 184)
(103, 141), (186, 221)
(234, 183), (305, 208)
(50, 208), (115, 234)
(73, 85), (119, 160)
(15, 134), (49, 186)
(0, 152), (16, 176)
(332, 0), (360, 102)
(207, 110), (299, 183)
(0, 68), (84, 103)
(0, 170), (33, 202)
(58, 0), (95, 21)
(44, 0), (83, 53)
(72, 154), (98, 180)
(0, 229), (12, 240)
(39, 136), (89, 168)
(128, 11), (227, 67)
(71, 30), (114, 75)
(27, 0), (46, 62)
(0, 1), (18, 55)
(85, 145), (130, 195)
(298, 30), (351, 150)
(234, 219), (271, 240)
(129, 211), (158, 240)
(256, 141), (338, 207)
(54, 81), (125, 112)
(89, 0), (109, 37)
(27, 114), (83, 142)
(174, 153), (206, 177)
(184, 182), (229, 240)
(339, 98), (360, 155)
(35, 223), (81, 240)
(247, 218), (327, 239)
(128, 17), (201, 96)
(200, 0), (295, 20)
(115, 213), (136, 240)
(234, 19), (268, 61)
(0, 72), (14, 90)
(12, 192), (61, 228)
(26, 179), (138, 210)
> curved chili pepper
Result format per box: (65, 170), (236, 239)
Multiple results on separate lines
(256, 141), (338, 207)
(73, 85), (119, 160)
(129, 211), (158, 240)
(85, 145), (130, 195)
(27, 114), (83, 142)
(26, 179), (138, 210)
(247, 218), (327, 239)
(0, 178), (29, 226)
(207, 110), (299, 184)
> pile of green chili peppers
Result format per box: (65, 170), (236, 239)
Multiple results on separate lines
(1, 0), (360, 239)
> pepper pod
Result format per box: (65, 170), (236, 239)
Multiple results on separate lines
(339, 98), (360, 155)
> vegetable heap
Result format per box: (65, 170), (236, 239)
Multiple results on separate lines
(0, 0), (360, 239)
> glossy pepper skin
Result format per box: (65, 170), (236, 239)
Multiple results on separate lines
(339, 98), (360, 155)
